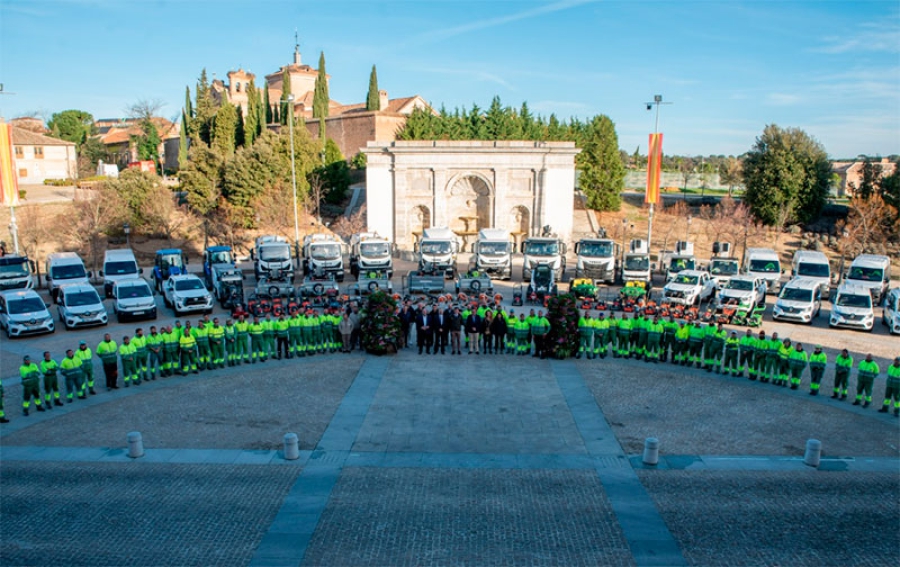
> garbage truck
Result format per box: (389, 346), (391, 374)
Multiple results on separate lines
(416, 227), (460, 279)
(471, 228), (513, 280)
(252, 236), (294, 281)
(574, 236), (617, 284)
(521, 232), (567, 281)
(349, 232), (394, 279)
(302, 234), (345, 282)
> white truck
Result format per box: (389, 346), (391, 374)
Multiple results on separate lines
(252, 236), (294, 281)
(521, 233), (567, 281)
(744, 248), (782, 294)
(349, 232), (394, 279)
(302, 234), (345, 282)
(662, 269), (717, 306)
(661, 241), (696, 283)
(417, 227), (461, 279)
(472, 228), (513, 280)
(574, 236), (617, 284)
(844, 254), (891, 304)
(621, 239), (652, 285)
(0, 254), (36, 291)
(706, 242), (740, 290)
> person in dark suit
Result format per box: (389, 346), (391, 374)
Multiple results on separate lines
(416, 305), (434, 354)
(489, 308), (507, 355)
(465, 310), (482, 354)
(448, 306), (463, 355)
(431, 306), (450, 355)
(398, 303), (414, 349)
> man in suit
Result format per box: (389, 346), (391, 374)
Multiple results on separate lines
(416, 305), (434, 354)
(448, 306), (463, 355)
(465, 309), (482, 354)
(431, 306), (450, 355)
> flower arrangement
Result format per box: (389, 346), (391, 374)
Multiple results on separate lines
(360, 290), (401, 355)
(545, 293), (580, 359)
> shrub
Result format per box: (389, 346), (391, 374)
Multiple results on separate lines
(545, 293), (580, 359)
(360, 291), (401, 354)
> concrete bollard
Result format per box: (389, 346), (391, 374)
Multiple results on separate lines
(127, 431), (144, 459)
(804, 439), (822, 467)
(283, 433), (300, 461)
(642, 437), (660, 466)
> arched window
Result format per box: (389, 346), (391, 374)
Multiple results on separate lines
(235, 82), (241, 92)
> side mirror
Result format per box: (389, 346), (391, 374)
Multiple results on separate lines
(651, 263), (658, 271)
(99, 270), (104, 277)
(45, 302), (51, 309)
(250, 250), (256, 260)
(29, 260), (36, 271)
(138, 268), (144, 275)
(87, 271), (93, 278)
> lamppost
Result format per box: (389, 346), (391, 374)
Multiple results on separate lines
(838, 228), (849, 284)
(644, 94), (672, 267)
(620, 217), (628, 269)
(124, 222), (131, 247)
(685, 215), (692, 242)
(281, 95), (301, 260)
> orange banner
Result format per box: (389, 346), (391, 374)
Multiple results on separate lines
(0, 122), (20, 207)
(645, 132), (663, 205)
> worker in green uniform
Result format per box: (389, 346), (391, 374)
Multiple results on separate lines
(60, 350), (84, 402)
(119, 336), (138, 386)
(776, 338), (794, 387)
(739, 328), (756, 379)
(320, 311), (335, 354)
(0, 379), (8, 423)
(192, 320), (210, 371)
(162, 326), (180, 376)
(687, 322), (705, 367)
(131, 328), (148, 384)
(224, 319), (237, 366)
(530, 310), (550, 359)
(235, 315), (250, 363)
(853, 354), (880, 408)
(275, 315), (290, 359)
(722, 331), (740, 376)
(20, 355), (45, 415)
(764, 332), (781, 383)
(807, 345), (827, 395)
(76, 340), (96, 395)
(208, 318), (226, 368)
(179, 321), (199, 374)
(262, 313), (276, 359)
(40, 351), (63, 408)
(311, 310), (325, 354)
(249, 316), (266, 363)
(645, 316), (664, 362)
(674, 321), (690, 365)
(661, 316), (678, 363)
(753, 330), (768, 381)
(878, 357), (900, 416)
(593, 312), (610, 359)
(513, 313), (530, 355)
(97, 333), (119, 389)
(146, 326), (163, 380)
(788, 343), (808, 389)
(288, 311), (302, 359)
(633, 313), (647, 359)
(706, 323), (727, 373)
(616, 315), (633, 358)
(832, 349), (853, 400)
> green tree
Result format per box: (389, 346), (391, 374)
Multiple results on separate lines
(194, 68), (215, 145)
(103, 169), (161, 229)
(742, 124), (831, 226)
(235, 108), (245, 149)
(48, 109), (95, 145)
(879, 159), (900, 214)
(78, 137), (110, 177)
(313, 51), (329, 119)
(718, 156), (743, 195)
(366, 64), (380, 111)
(853, 157), (882, 200)
(316, 138), (350, 204)
(280, 68), (292, 125)
(132, 119), (161, 164)
(183, 85), (193, 137)
(577, 115), (624, 211)
(244, 79), (259, 146)
(212, 101), (237, 156)
(178, 112), (189, 169)
(264, 85), (273, 125)
(179, 143), (225, 217)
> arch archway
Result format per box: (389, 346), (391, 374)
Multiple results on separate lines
(447, 174), (492, 235)
(409, 205), (431, 248)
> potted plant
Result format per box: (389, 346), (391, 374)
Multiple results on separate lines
(360, 290), (401, 355)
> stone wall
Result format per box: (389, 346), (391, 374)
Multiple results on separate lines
(306, 113), (407, 159)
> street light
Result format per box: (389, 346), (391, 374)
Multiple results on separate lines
(644, 94), (672, 268)
(685, 215), (692, 242)
(621, 217), (629, 268)
(124, 222), (131, 247)
(281, 95), (301, 260)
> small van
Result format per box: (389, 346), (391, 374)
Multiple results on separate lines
(0, 289), (55, 338)
(57, 283), (107, 330)
(830, 282), (875, 332)
(744, 248), (781, 293)
(101, 249), (141, 298)
(844, 254), (891, 304)
(791, 250), (831, 299)
(45, 252), (90, 303)
(773, 277), (821, 324)
(113, 278), (157, 322)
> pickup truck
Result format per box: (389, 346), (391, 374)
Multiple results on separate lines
(163, 274), (213, 315)
(715, 275), (767, 312)
(662, 269), (716, 306)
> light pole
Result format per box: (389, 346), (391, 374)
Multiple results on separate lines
(281, 95), (301, 258)
(124, 222), (131, 248)
(644, 94), (672, 267)
(685, 215), (692, 242)
(621, 217), (628, 269)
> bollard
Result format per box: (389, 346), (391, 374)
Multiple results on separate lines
(283, 433), (299, 461)
(642, 437), (659, 466)
(804, 439), (821, 468)
(127, 431), (144, 459)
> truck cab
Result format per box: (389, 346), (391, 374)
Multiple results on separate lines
(521, 233), (566, 281)
(203, 245), (235, 289)
(0, 254), (36, 291)
(791, 250), (832, 300)
(662, 241), (696, 283)
(152, 249), (186, 292)
(844, 254), (891, 304)
(472, 228), (512, 280)
(705, 242), (739, 289)
(744, 248), (782, 294)
(574, 236), (617, 284)
(349, 232), (394, 279)
(621, 239), (652, 286)
(302, 234), (345, 282)
(252, 236), (294, 282)
(417, 227), (460, 279)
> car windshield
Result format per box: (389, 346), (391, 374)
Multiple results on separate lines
(625, 256), (649, 271)
(524, 242), (559, 256)
(421, 242), (452, 254)
(676, 275), (699, 285)
(158, 254), (183, 269)
(260, 245), (290, 262)
(66, 291), (100, 306)
(478, 242), (509, 255)
(710, 260), (738, 275)
(836, 293), (872, 308)
(749, 259), (779, 273)
(311, 244), (341, 260)
(105, 261), (138, 275)
(8, 297), (45, 315)
(0, 259), (30, 279)
(579, 242), (614, 257)
(51, 264), (86, 280)
(209, 251), (232, 264)
(726, 279), (754, 291)
(668, 258), (695, 272)
(118, 284), (151, 299)
(847, 267), (883, 282)
(797, 262), (829, 277)
(780, 288), (812, 301)
(174, 279), (205, 291)
(360, 242), (389, 256)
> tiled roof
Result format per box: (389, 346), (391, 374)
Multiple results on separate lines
(9, 126), (75, 146)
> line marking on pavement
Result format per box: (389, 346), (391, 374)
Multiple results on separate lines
(552, 360), (688, 567)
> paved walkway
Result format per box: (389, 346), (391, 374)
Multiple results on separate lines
(1, 351), (898, 566)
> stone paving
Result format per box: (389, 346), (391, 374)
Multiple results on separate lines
(1, 349), (898, 567)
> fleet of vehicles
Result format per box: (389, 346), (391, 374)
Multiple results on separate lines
(302, 234), (345, 282)
(56, 283), (108, 330)
(162, 274), (213, 316)
(843, 254), (891, 304)
(790, 250), (832, 300)
(620, 239), (652, 286)
(661, 241), (696, 283)
(471, 228), (513, 280)
(203, 245), (235, 290)
(152, 249), (186, 292)
(349, 233), (394, 279)
(716, 275), (767, 312)
(252, 236), (294, 281)
(772, 277), (822, 325)
(521, 232), (566, 281)
(0, 254), (36, 291)
(706, 242), (740, 289)
(829, 282), (875, 332)
(417, 227), (461, 279)
(662, 269), (716, 306)
(574, 236), (617, 284)
(744, 248), (782, 294)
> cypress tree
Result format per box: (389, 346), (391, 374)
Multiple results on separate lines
(213, 101), (237, 157)
(235, 108), (245, 149)
(178, 109), (189, 168)
(313, 51), (329, 119)
(244, 79), (258, 146)
(194, 68), (215, 145)
(264, 85), (273, 124)
(365, 64), (380, 111)
(280, 68), (292, 125)
(184, 85), (193, 137)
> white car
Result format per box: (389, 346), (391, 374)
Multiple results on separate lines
(662, 269), (716, 306)
(163, 274), (213, 315)
(716, 275), (767, 311)
(0, 289), (55, 338)
(882, 288), (900, 335)
(113, 278), (158, 323)
(772, 277), (821, 325)
(57, 283), (108, 330)
(829, 283), (875, 332)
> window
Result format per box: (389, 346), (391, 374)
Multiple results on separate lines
(34, 146), (44, 159)
(14, 146), (23, 158)
(18, 169), (27, 177)
(235, 82), (241, 92)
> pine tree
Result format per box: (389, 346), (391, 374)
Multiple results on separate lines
(280, 68), (292, 125)
(365, 64), (380, 111)
(213, 101), (237, 156)
(313, 51), (329, 119)
(264, 85), (273, 124)
(194, 68), (215, 145)
(577, 115), (625, 211)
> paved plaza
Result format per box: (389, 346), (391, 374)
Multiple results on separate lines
(1, 350), (898, 566)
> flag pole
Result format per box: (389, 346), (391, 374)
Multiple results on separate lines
(645, 95), (671, 272)
(9, 204), (19, 254)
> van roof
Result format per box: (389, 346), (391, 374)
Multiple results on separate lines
(156, 248), (182, 255)
(783, 277), (821, 290)
(47, 252), (83, 262)
(105, 249), (136, 259)
(837, 282), (874, 296)
(114, 278), (151, 289)
(0, 288), (42, 300)
(746, 248), (779, 258)
(793, 250), (827, 262)
(849, 254), (890, 267)
(58, 283), (100, 294)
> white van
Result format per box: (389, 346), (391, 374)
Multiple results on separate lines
(0, 289), (55, 338)
(773, 277), (822, 324)
(57, 283), (108, 330)
(830, 282), (875, 332)
(101, 249), (141, 298)
(45, 252), (91, 303)
(844, 254), (891, 304)
(791, 250), (831, 299)
(744, 248), (781, 294)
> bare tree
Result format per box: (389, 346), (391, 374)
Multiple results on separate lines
(732, 202), (764, 264)
(330, 204), (367, 240)
(60, 186), (130, 275)
(679, 157), (695, 193)
(840, 194), (893, 256)
(307, 172), (325, 225)
(252, 181), (295, 239)
(659, 200), (689, 255)
(140, 185), (197, 243)
(700, 196), (740, 248)
(126, 98), (165, 120)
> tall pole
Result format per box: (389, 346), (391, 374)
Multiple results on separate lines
(645, 94), (671, 274)
(285, 95), (300, 251)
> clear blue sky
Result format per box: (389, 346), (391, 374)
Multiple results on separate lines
(1, 0), (897, 159)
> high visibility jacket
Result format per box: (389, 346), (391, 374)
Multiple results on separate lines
(618, 319), (633, 332)
(513, 319), (530, 337)
(118, 343), (137, 361)
(208, 325), (225, 342)
(809, 352), (827, 370)
(191, 326), (209, 345)
(647, 322), (665, 337)
(40, 359), (59, 377)
(236, 321), (250, 337)
(249, 322), (264, 336)
(162, 331), (180, 349)
(778, 344), (794, 361)
(531, 317), (550, 336)
(578, 317), (593, 336)
(594, 318), (610, 333)
(288, 316), (302, 332)
(766, 339), (781, 356)
(59, 357), (82, 378)
(131, 335), (147, 355)
(789, 349), (808, 368)
(887, 364), (900, 388)
(224, 325), (237, 341)
(275, 319), (290, 336)
(179, 333), (196, 350)
(262, 319), (275, 333)
(739, 335), (757, 353)
(835, 354), (854, 370)
(172, 325), (185, 339)
(75, 347), (93, 364)
(725, 337), (740, 352)
(97, 340), (119, 363)
(688, 325), (705, 341)
(147, 332), (164, 352)
(857, 360), (879, 380)
(675, 326), (690, 341)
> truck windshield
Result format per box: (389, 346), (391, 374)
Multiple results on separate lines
(260, 245), (290, 262)
(209, 251), (233, 264)
(836, 293), (871, 308)
(524, 242), (559, 256)
(668, 258), (695, 272)
(66, 291), (100, 307)
(105, 261), (138, 275)
(360, 242), (389, 256)
(158, 254), (183, 270)
(479, 242), (509, 255)
(780, 288), (812, 301)
(847, 267), (883, 282)
(9, 297), (46, 315)
(726, 279), (754, 291)
(676, 274), (699, 285)
(118, 284), (151, 299)
(421, 242), (452, 254)
(749, 259), (779, 273)
(797, 262), (829, 277)
(579, 242), (613, 257)
(51, 264), (86, 280)
(175, 279), (205, 291)
(311, 244), (341, 260)
(625, 256), (649, 271)
(0, 259), (29, 279)
(709, 260), (738, 275)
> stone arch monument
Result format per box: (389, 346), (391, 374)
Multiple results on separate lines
(364, 141), (580, 251)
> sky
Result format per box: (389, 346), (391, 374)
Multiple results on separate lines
(1, 0), (898, 159)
